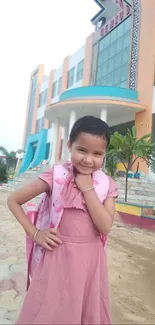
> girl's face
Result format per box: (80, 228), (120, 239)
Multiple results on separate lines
(68, 132), (107, 175)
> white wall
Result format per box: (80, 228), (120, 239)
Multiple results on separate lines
(69, 46), (85, 69)
(68, 46), (85, 90)
(108, 111), (135, 127)
(40, 79), (49, 93)
(37, 104), (46, 119)
(52, 95), (60, 104)
(47, 127), (53, 143)
(54, 65), (63, 82)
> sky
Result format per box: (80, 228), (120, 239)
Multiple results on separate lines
(0, 0), (98, 152)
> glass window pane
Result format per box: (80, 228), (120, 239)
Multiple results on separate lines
(114, 52), (122, 69)
(108, 59), (115, 73)
(106, 73), (113, 86)
(98, 53), (104, 66)
(114, 68), (121, 85)
(110, 28), (117, 44)
(124, 17), (131, 33)
(57, 77), (62, 95)
(102, 76), (107, 85)
(68, 67), (75, 88)
(123, 31), (130, 49)
(76, 60), (84, 82)
(121, 64), (129, 82)
(122, 47), (129, 65)
(109, 42), (116, 58)
(102, 63), (108, 76)
(96, 67), (102, 79)
(117, 22), (124, 38)
(119, 80), (127, 88)
(102, 48), (109, 62)
(53, 81), (57, 98)
(99, 38), (104, 52)
(116, 37), (123, 54)
(104, 34), (110, 48)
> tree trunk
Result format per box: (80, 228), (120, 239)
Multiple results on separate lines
(125, 171), (128, 202)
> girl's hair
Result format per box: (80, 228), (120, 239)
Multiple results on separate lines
(69, 115), (110, 146)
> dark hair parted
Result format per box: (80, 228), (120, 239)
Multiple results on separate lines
(69, 115), (110, 146)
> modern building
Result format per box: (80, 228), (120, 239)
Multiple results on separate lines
(20, 0), (155, 180)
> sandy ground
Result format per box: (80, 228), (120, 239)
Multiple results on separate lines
(0, 191), (155, 324)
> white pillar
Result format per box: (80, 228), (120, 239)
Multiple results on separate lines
(61, 125), (68, 161)
(67, 110), (76, 161)
(100, 108), (107, 122)
(68, 110), (76, 138)
(50, 119), (59, 166)
(100, 109), (108, 172)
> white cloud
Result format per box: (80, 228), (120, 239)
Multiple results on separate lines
(0, 0), (98, 151)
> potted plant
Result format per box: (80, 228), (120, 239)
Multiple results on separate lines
(128, 170), (134, 179)
(134, 162), (140, 179)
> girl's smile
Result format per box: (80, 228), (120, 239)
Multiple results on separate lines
(68, 132), (107, 175)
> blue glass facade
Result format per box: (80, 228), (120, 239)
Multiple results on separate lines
(96, 17), (131, 88)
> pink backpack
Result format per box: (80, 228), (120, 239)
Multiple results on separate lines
(26, 162), (110, 289)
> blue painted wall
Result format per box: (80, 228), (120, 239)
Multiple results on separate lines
(60, 86), (138, 102)
(19, 129), (48, 175)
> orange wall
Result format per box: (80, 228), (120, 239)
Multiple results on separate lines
(56, 56), (70, 160)
(22, 80), (32, 149)
(135, 0), (155, 173)
(61, 56), (70, 92)
(83, 34), (93, 86)
(44, 69), (55, 129)
(31, 64), (44, 134)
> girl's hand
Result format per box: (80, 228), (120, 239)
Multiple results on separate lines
(35, 228), (62, 251)
(75, 173), (93, 192)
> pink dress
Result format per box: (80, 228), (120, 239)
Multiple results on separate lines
(17, 170), (118, 325)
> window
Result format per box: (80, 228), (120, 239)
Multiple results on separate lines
(57, 77), (62, 95)
(67, 67), (75, 88)
(121, 64), (129, 82)
(39, 89), (48, 107)
(95, 17), (131, 88)
(110, 28), (117, 44)
(113, 68), (121, 85)
(36, 117), (44, 133)
(109, 42), (116, 58)
(76, 60), (84, 82)
(123, 31), (130, 49)
(114, 52), (122, 69)
(122, 46), (129, 65)
(52, 81), (57, 98)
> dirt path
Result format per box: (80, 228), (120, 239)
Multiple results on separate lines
(0, 191), (155, 324)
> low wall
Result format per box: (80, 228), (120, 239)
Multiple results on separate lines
(115, 201), (155, 231)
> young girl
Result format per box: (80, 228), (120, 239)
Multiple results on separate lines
(8, 115), (118, 325)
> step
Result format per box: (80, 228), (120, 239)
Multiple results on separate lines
(117, 198), (155, 206)
(118, 194), (155, 204)
(118, 189), (155, 196)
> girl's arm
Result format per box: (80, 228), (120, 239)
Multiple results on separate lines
(83, 191), (115, 235)
(75, 174), (116, 235)
(7, 178), (49, 239)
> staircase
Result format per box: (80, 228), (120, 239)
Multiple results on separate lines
(1, 167), (155, 207)
(1, 165), (49, 193)
(116, 177), (155, 206)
